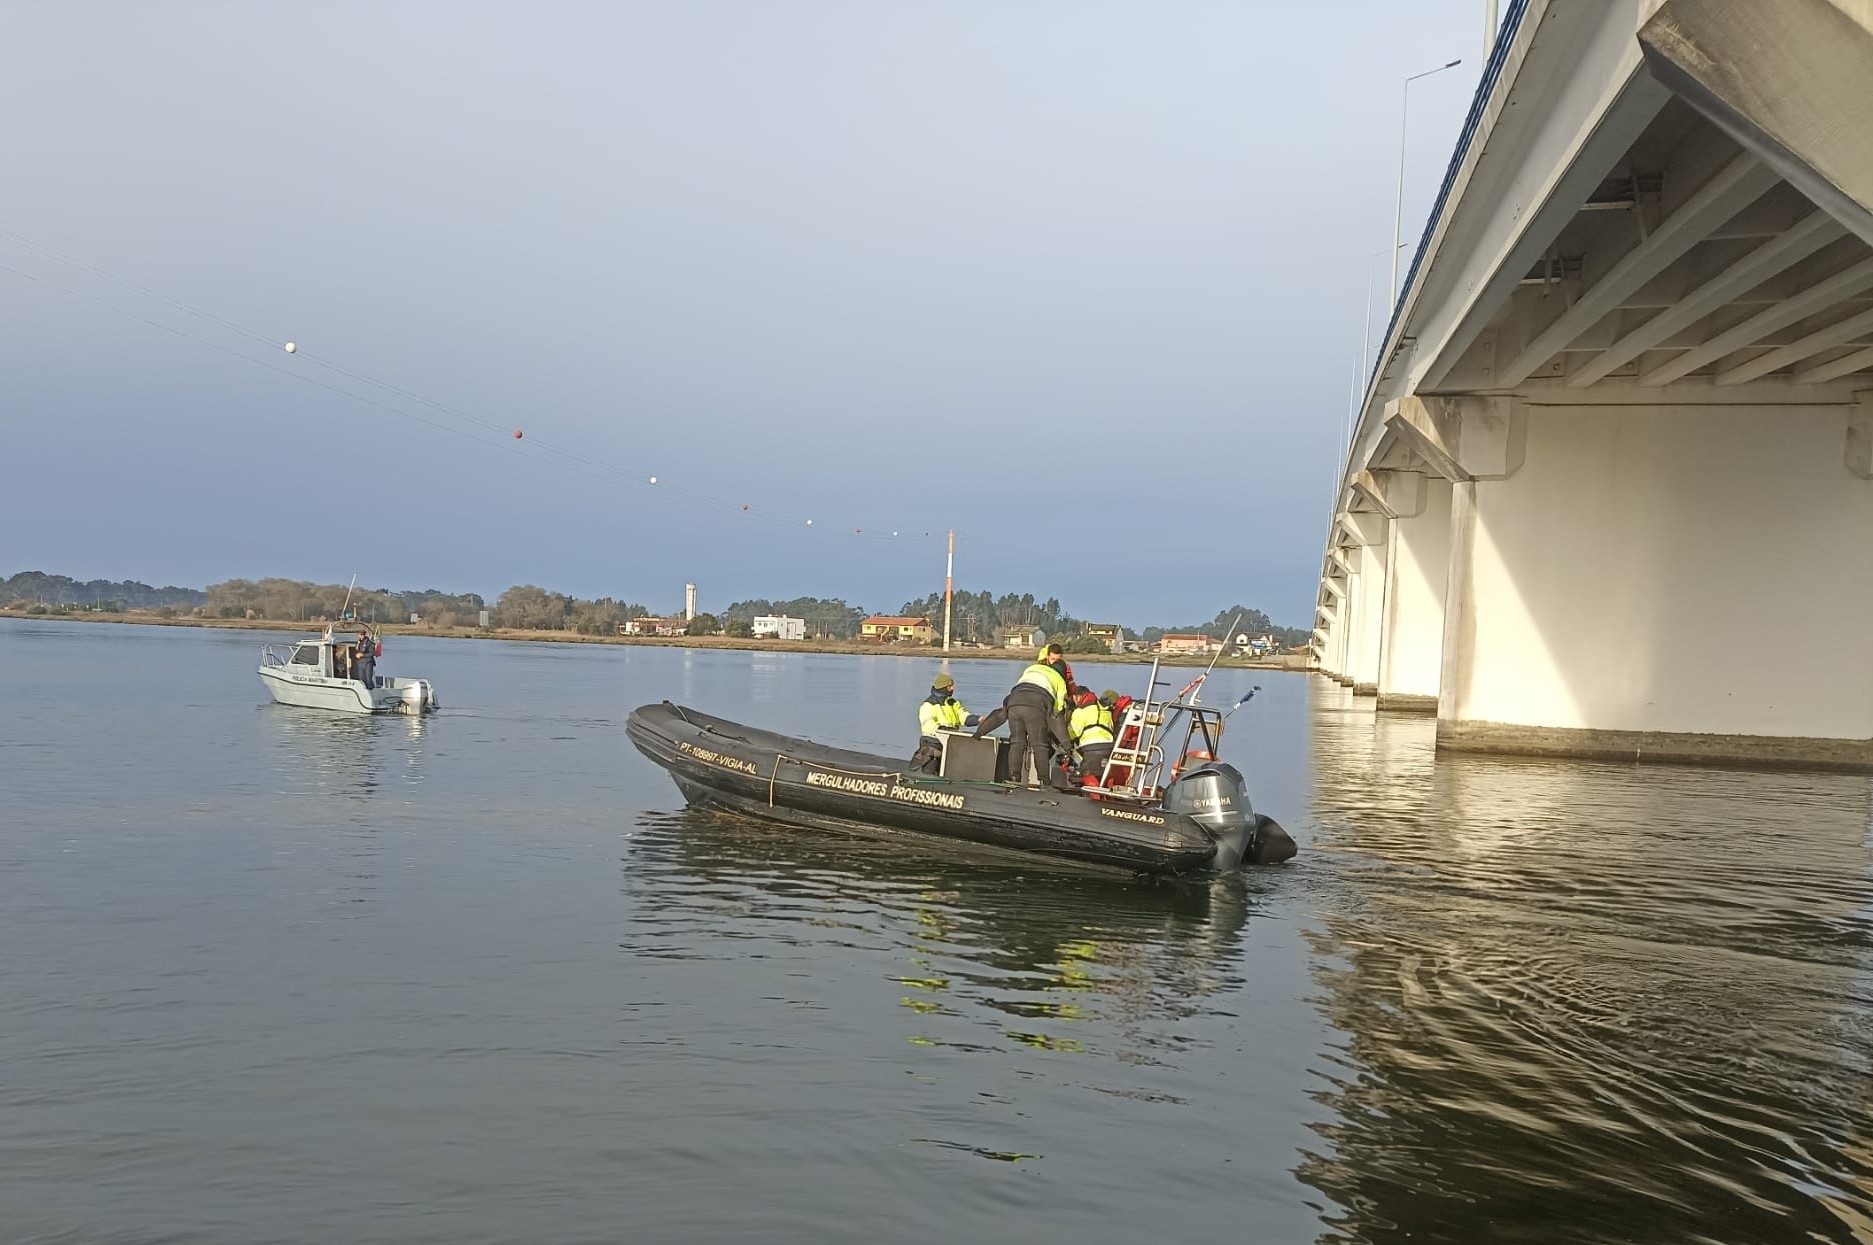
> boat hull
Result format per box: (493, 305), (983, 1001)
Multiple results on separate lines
(626, 702), (1224, 876)
(259, 666), (436, 715)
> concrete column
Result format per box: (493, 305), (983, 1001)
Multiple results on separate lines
(1438, 478), (1481, 723)
(1436, 400), (1873, 771)
(1351, 541), (1387, 696)
(1334, 513), (1388, 693)
(1321, 559), (1353, 682)
(1337, 568), (1363, 686)
(1378, 476), (1452, 713)
(1316, 571), (1348, 679)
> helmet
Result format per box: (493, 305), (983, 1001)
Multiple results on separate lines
(932, 673), (955, 691)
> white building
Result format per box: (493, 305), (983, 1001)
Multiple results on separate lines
(752, 615), (805, 641)
(683, 583), (698, 621)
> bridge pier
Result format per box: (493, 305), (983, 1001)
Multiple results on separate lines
(1377, 475), (1450, 714)
(1435, 398), (1873, 770)
(1339, 515), (1386, 696)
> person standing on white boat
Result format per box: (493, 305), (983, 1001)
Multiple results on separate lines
(354, 629), (376, 687)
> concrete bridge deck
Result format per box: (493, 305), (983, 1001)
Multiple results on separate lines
(1317, 0), (1873, 771)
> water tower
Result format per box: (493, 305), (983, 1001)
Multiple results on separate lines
(684, 583), (697, 621)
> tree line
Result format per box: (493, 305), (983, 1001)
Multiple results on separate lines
(896, 590), (1306, 650)
(1, 571), (205, 610)
(4, 570), (1306, 645)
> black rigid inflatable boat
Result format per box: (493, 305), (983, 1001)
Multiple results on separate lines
(626, 699), (1296, 877)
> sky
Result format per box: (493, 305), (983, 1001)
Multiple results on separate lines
(1, 2), (1483, 630)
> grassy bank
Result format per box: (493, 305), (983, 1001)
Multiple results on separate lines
(0, 608), (1311, 671)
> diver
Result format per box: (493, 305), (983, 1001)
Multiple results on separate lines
(977, 644), (1076, 791)
(908, 673), (979, 774)
(1068, 688), (1116, 783)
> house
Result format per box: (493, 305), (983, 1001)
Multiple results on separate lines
(1156, 632), (1214, 656)
(623, 615), (684, 636)
(752, 614), (806, 641)
(860, 615), (935, 644)
(995, 624), (1047, 650)
(1083, 623), (1124, 655)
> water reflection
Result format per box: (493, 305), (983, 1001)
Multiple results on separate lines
(1301, 681), (1873, 1244)
(256, 705), (432, 800)
(622, 806), (1271, 1068)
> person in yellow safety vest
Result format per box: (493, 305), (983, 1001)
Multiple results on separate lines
(975, 643), (1076, 790)
(908, 673), (979, 774)
(1068, 688), (1116, 781)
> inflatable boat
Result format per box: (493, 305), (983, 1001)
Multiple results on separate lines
(626, 673), (1295, 876)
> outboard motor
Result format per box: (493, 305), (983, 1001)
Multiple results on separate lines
(1163, 762), (1297, 868)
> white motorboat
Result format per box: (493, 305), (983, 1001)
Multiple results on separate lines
(258, 626), (438, 715)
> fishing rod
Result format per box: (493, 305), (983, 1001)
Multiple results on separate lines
(1224, 686), (1262, 722)
(1185, 611), (1241, 707)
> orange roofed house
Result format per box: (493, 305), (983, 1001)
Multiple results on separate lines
(1156, 632), (1215, 656)
(860, 615), (935, 645)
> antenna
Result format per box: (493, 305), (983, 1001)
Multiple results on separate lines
(338, 573), (358, 623)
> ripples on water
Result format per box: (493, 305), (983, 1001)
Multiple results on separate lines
(1, 621), (1870, 1244)
(1304, 681), (1873, 1245)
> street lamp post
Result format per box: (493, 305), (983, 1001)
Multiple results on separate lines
(1346, 243), (1411, 460)
(1390, 59), (1463, 305)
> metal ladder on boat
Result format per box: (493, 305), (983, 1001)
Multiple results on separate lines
(1098, 699), (1164, 798)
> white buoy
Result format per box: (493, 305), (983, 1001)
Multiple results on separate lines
(283, 341), (296, 354)
(648, 476), (657, 484)
(806, 519), (813, 526)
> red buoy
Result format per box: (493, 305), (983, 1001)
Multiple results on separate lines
(513, 429), (523, 439)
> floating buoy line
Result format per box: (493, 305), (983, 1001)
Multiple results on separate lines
(0, 227), (948, 543)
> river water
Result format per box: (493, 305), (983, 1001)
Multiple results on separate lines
(1, 619), (1869, 1244)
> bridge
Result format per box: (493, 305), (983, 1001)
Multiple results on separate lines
(1315, 0), (1873, 770)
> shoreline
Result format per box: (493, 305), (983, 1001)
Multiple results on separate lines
(0, 609), (1310, 671)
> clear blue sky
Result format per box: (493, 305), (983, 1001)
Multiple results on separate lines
(2, 2), (1481, 630)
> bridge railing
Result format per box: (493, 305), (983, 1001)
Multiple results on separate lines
(1366, 0), (1535, 396)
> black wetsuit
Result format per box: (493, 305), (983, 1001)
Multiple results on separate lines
(1002, 686), (1074, 790)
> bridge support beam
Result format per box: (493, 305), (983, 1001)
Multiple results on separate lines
(1436, 398), (1873, 771)
(1639, 0), (1873, 249)
(1377, 474), (1451, 713)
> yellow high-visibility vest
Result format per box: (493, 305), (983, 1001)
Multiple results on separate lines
(1069, 702), (1114, 748)
(1014, 662), (1068, 712)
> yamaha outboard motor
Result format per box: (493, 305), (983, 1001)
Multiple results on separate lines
(1163, 762), (1298, 868)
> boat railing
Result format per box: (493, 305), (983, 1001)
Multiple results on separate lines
(1095, 654), (1233, 801)
(260, 644), (288, 668)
